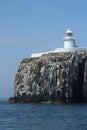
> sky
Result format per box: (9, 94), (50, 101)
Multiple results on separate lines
(0, 0), (87, 98)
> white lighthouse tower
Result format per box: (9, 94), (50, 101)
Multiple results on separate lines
(31, 29), (81, 57)
(64, 29), (76, 48)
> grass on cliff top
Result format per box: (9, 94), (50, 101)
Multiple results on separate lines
(21, 57), (39, 63)
(21, 52), (74, 64)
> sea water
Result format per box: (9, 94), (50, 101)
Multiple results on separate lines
(0, 100), (87, 130)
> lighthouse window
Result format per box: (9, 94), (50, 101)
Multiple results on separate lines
(67, 33), (72, 36)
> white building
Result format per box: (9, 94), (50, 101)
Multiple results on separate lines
(64, 29), (76, 48)
(31, 29), (86, 58)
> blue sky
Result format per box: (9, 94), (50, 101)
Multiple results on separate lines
(0, 0), (87, 98)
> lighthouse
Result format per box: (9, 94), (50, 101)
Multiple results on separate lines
(64, 29), (76, 48)
(31, 29), (81, 57)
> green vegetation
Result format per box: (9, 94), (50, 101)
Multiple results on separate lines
(35, 61), (42, 74)
(21, 57), (38, 63)
(59, 71), (64, 87)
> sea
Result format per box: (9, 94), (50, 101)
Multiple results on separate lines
(0, 100), (87, 130)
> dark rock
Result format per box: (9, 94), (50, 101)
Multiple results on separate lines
(13, 51), (87, 103)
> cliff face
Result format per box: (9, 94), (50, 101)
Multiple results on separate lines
(14, 51), (87, 103)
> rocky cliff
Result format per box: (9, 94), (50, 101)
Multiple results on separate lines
(14, 51), (87, 103)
